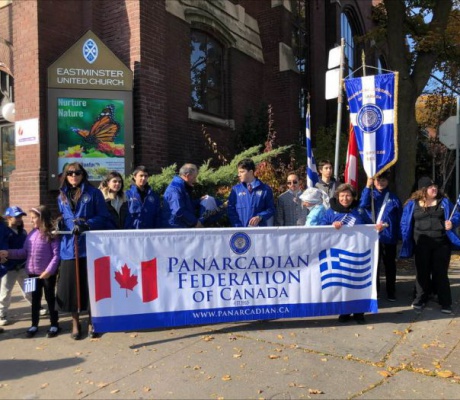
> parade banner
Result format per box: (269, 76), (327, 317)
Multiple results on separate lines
(344, 73), (398, 178)
(86, 226), (379, 333)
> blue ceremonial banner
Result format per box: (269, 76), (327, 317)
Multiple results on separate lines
(344, 73), (398, 177)
(305, 107), (319, 188)
(86, 226), (379, 332)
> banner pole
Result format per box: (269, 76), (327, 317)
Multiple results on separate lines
(361, 50), (375, 222)
(334, 38), (345, 180)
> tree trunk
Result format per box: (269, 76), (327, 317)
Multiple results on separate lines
(394, 78), (419, 202)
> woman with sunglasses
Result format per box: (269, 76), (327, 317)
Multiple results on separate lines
(56, 162), (112, 339)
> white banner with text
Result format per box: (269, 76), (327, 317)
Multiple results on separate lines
(86, 226), (379, 332)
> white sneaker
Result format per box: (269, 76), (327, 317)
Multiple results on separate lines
(0, 316), (9, 326)
(39, 308), (48, 316)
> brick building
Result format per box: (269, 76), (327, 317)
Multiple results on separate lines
(0, 0), (381, 216)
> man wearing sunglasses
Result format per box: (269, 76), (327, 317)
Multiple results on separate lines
(275, 173), (307, 226)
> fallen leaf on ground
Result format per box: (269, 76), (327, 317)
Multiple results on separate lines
(110, 389), (120, 394)
(222, 375), (232, 381)
(268, 355), (280, 359)
(309, 388), (324, 394)
(202, 335), (214, 342)
(437, 370), (454, 378)
(143, 386), (151, 392)
(40, 383), (49, 389)
(378, 371), (392, 377)
(277, 334), (284, 339)
(97, 382), (109, 388)
(233, 354), (242, 358)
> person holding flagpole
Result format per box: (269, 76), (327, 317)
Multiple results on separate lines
(56, 162), (112, 340)
(360, 171), (402, 301)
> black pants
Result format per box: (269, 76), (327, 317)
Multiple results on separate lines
(30, 274), (58, 327)
(377, 243), (397, 298)
(414, 237), (452, 308)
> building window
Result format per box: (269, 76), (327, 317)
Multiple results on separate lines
(190, 30), (224, 117)
(341, 13), (355, 77)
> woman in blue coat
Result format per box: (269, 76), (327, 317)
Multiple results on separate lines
(400, 177), (460, 314)
(320, 183), (382, 324)
(124, 166), (161, 229)
(56, 162), (112, 340)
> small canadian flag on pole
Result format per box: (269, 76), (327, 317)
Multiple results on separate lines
(94, 256), (158, 303)
(345, 123), (359, 190)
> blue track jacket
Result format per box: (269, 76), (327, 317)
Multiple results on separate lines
(227, 179), (275, 227)
(162, 176), (201, 228)
(359, 187), (402, 245)
(125, 184), (161, 229)
(58, 183), (113, 260)
(400, 197), (460, 258)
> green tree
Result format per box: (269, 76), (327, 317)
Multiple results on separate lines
(370, 0), (459, 200)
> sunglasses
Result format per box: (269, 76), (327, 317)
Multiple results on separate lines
(66, 170), (83, 177)
(287, 181), (298, 185)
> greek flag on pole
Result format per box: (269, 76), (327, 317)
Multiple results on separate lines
(305, 107), (319, 187)
(344, 73), (398, 177)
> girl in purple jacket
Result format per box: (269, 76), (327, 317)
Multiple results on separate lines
(0, 206), (60, 338)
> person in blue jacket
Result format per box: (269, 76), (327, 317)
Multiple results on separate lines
(0, 206), (29, 327)
(400, 176), (460, 314)
(359, 171), (402, 301)
(125, 165), (161, 229)
(56, 162), (113, 340)
(299, 187), (328, 226)
(227, 158), (275, 227)
(162, 163), (204, 228)
(320, 183), (383, 324)
(0, 216), (10, 334)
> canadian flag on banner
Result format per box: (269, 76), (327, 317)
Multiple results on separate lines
(344, 123), (359, 190)
(94, 256), (158, 303)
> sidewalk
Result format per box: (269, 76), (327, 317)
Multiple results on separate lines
(0, 258), (459, 399)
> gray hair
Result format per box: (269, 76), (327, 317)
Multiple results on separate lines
(179, 163), (198, 176)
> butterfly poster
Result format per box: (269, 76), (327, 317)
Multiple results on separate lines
(57, 97), (125, 180)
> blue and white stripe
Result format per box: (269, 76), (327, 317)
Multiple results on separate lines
(319, 248), (372, 290)
(305, 109), (319, 188)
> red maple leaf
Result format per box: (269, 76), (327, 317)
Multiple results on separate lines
(114, 264), (138, 297)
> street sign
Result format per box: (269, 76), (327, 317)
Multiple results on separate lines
(439, 116), (459, 150)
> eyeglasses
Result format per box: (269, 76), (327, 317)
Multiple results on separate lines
(66, 170), (83, 177)
(287, 181), (298, 185)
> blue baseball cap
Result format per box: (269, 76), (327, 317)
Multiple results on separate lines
(4, 206), (27, 217)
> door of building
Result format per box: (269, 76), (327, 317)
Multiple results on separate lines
(0, 123), (15, 212)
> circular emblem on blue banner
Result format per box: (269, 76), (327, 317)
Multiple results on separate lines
(230, 232), (251, 255)
(81, 193), (91, 204)
(83, 39), (98, 64)
(357, 104), (383, 133)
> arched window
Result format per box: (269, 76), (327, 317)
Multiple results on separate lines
(341, 13), (355, 77)
(190, 30), (224, 117)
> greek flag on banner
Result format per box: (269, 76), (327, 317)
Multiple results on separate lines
(344, 73), (398, 177)
(305, 108), (319, 187)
